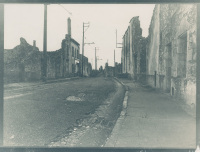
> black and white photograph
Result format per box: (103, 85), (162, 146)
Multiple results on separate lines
(0, 1), (199, 151)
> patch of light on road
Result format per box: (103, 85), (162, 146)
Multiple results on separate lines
(4, 92), (33, 100)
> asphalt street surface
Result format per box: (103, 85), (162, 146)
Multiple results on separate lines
(3, 77), (196, 148)
(4, 77), (119, 146)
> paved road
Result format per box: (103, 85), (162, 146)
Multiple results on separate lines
(49, 78), (125, 147)
(105, 78), (196, 148)
(4, 77), (116, 146)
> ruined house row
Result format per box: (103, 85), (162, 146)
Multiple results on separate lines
(121, 16), (147, 81)
(4, 18), (92, 83)
(122, 4), (196, 106)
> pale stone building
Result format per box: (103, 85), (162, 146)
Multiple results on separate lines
(121, 16), (147, 80)
(146, 4), (196, 106)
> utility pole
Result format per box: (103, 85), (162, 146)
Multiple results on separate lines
(95, 47), (97, 70)
(96, 57), (102, 71)
(114, 49), (116, 76)
(116, 29), (122, 75)
(81, 22), (90, 76)
(196, 3), (200, 149)
(116, 29), (122, 48)
(114, 49), (115, 67)
(42, 4), (48, 82)
(95, 47), (99, 70)
(0, 4), (4, 146)
(82, 23), (84, 76)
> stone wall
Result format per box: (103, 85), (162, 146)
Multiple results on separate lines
(105, 63), (114, 77)
(114, 63), (122, 76)
(146, 5), (160, 76)
(71, 39), (80, 76)
(61, 34), (81, 77)
(121, 16), (147, 79)
(4, 36), (87, 83)
(146, 5), (160, 88)
(78, 54), (92, 77)
(46, 50), (64, 79)
(147, 4), (197, 106)
(4, 38), (42, 83)
(4, 17), (89, 83)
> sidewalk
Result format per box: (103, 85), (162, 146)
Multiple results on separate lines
(105, 78), (196, 148)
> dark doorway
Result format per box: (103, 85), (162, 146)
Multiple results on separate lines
(166, 43), (172, 93)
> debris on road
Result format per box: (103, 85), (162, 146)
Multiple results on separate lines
(66, 96), (84, 102)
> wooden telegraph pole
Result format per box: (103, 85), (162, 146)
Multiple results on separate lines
(43, 4), (47, 82)
(95, 47), (100, 70)
(82, 22), (90, 76)
(82, 23), (84, 76)
(95, 47), (98, 70)
(114, 49), (116, 76)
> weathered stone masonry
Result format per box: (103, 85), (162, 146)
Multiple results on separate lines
(4, 38), (41, 83)
(121, 16), (147, 80)
(146, 4), (197, 106)
(4, 18), (92, 83)
(146, 5), (160, 88)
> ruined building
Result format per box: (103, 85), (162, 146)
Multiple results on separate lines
(46, 17), (81, 78)
(46, 17), (91, 78)
(121, 16), (147, 80)
(4, 38), (41, 83)
(4, 18), (92, 83)
(60, 17), (81, 77)
(121, 4), (196, 107)
(146, 4), (196, 106)
(78, 54), (92, 77)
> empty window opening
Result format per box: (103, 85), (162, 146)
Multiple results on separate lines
(177, 33), (187, 77)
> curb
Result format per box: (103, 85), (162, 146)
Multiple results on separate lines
(113, 77), (128, 110)
(104, 78), (129, 147)
(114, 77), (129, 91)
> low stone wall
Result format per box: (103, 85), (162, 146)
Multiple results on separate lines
(171, 77), (196, 105)
(136, 74), (146, 84)
(146, 74), (155, 88)
(146, 74), (165, 89)
(146, 74), (196, 106)
(4, 69), (21, 83)
(158, 75), (165, 90)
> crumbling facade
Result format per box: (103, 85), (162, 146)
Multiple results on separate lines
(146, 4), (197, 106)
(104, 63), (114, 77)
(51, 17), (90, 78)
(4, 38), (41, 83)
(4, 18), (92, 83)
(61, 38), (80, 77)
(78, 54), (92, 77)
(121, 16), (147, 80)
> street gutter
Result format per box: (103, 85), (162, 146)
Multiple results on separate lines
(48, 77), (126, 147)
(104, 77), (129, 147)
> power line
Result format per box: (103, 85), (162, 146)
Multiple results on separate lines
(58, 4), (72, 16)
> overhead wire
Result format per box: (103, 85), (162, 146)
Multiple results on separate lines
(58, 4), (72, 16)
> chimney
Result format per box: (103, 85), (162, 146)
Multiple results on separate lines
(33, 40), (36, 47)
(68, 17), (71, 36)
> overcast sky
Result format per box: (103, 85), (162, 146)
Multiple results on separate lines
(4, 4), (155, 69)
